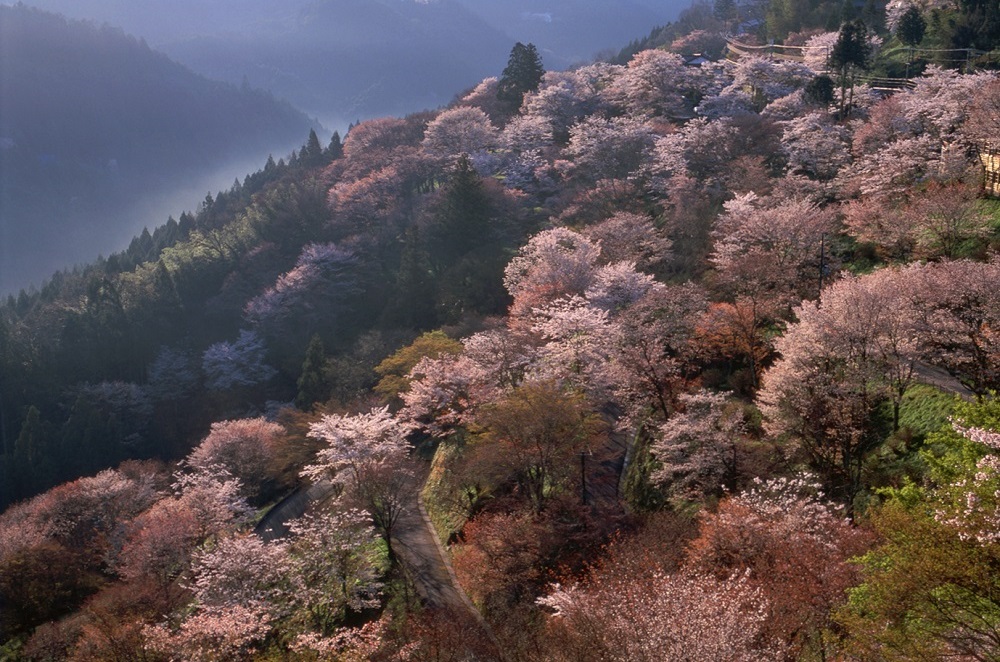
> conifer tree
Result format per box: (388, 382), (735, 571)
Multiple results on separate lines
(391, 226), (437, 329)
(829, 20), (870, 117)
(303, 129), (324, 166)
(897, 5), (926, 75)
(296, 334), (330, 410)
(12, 406), (48, 497)
(429, 154), (493, 267)
(327, 130), (344, 160)
(497, 42), (545, 110)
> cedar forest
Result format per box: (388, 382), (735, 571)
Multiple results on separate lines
(4, 0), (1000, 658)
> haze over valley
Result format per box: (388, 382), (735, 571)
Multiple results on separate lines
(1, 0), (688, 294)
(0, 5), (317, 293)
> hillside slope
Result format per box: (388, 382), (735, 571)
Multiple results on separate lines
(0, 4), (316, 293)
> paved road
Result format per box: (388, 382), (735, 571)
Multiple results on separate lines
(254, 479), (335, 542)
(913, 361), (975, 398)
(254, 469), (501, 658)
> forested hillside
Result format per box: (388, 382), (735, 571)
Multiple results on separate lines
(3, 2), (1000, 659)
(0, 4), (316, 293)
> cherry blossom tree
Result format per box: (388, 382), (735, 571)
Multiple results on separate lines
(840, 195), (917, 259)
(303, 407), (415, 546)
(289, 617), (400, 662)
(529, 296), (625, 400)
(327, 163), (409, 237)
(758, 270), (921, 510)
(615, 284), (708, 423)
(373, 330), (464, 404)
(584, 262), (660, 314)
(461, 326), (536, 391)
(188, 533), (290, 614)
(650, 116), (779, 195)
(245, 243), (358, 343)
(500, 113), (555, 153)
(898, 66), (994, 140)
(802, 31), (839, 72)
(185, 418), (284, 499)
(844, 134), (965, 199)
(761, 89), (810, 121)
(455, 77), (506, 124)
(710, 192), (837, 308)
(581, 212), (673, 272)
(399, 354), (494, 438)
(201, 330), (276, 392)
(851, 95), (915, 157)
(564, 115), (658, 183)
(903, 182), (991, 258)
(537, 569), (781, 662)
(695, 90), (756, 120)
(521, 66), (616, 142)
(934, 421), (1000, 545)
(651, 391), (749, 503)
(421, 106), (498, 162)
(606, 49), (697, 119)
(905, 259), (1000, 396)
(961, 74), (1000, 155)
(686, 476), (871, 658)
(171, 466), (254, 538)
(340, 117), (424, 176)
(0, 468), (160, 560)
(117, 498), (200, 587)
(725, 56), (813, 110)
(147, 345), (199, 401)
(285, 508), (384, 634)
(780, 111), (851, 180)
(503, 227), (601, 321)
(143, 603), (274, 662)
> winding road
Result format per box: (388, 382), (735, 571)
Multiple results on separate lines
(254, 466), (502, 658)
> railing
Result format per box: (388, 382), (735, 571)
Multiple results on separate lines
(723, 37), (956, 92)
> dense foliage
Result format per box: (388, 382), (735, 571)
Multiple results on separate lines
(5, 1), (1000, 657)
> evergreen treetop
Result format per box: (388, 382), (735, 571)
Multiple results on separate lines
(497, 42), (545, 109)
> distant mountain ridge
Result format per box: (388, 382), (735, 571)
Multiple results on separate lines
(13, 0), (689, 127)
(0, 4), (317, 293)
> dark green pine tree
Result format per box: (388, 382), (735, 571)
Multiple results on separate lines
(296, 334), (330, 410)
(897, 5), (927, 46)
(12, 406), (54, 498)
(429, 155), (493, 268)
(429, 156), (512, 320)
(497, 42), (545, 110)
(326, 131), (344, 160)
(805, 74), (836, 106)
(61, 395), (117, 479)
(897, 5), (926, 76)
(829, 20), (870, 117)
(303, 129), (324, 166)
(390, 226), (438, 329)
(714, 0), (738, 29)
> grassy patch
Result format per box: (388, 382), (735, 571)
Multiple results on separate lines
(898, 384), (958, 441)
